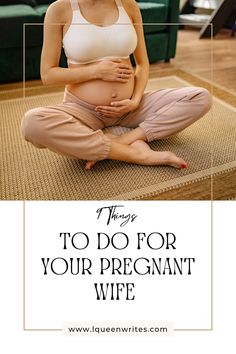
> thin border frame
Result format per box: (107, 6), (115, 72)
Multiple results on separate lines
(22, 21), (214, 332)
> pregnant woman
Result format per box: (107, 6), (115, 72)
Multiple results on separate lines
(22, 0), (212, 170)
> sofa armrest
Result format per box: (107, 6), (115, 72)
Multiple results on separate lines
(136, 0), (180, 61)
(136, 0), (179, 23)
(164, 0), (180, 60)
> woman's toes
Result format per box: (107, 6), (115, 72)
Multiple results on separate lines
(180, 162), (188, 169)
(85, 160), (96, 170)
(144, 149), (188, 169)
(165, 153), (188, 169)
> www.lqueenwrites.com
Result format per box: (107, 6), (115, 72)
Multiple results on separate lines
(63, 323), (173, 336)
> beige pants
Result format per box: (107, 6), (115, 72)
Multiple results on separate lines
(21, 87), (212, 161)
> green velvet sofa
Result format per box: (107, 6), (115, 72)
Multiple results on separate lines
(0, 0), (179, 83)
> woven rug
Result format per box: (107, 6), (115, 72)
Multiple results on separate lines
(0, 73), (235, 200)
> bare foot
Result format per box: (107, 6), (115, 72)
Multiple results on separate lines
(85, 139), (187, 170)
(131, 140), (188, 169)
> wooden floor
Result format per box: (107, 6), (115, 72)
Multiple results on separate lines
(0, 28), (236, 93)
(155, 27), (236, 93)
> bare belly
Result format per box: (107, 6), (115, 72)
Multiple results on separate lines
(66, 59), (135, 106)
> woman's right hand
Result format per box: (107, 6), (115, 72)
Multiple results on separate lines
(96, 59), (133, 83)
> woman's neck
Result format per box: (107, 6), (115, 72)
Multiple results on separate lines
(80, 0), (113, 5)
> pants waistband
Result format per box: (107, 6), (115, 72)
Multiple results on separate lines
(63, 88), (98, 111)
(62, 88), (129, 126)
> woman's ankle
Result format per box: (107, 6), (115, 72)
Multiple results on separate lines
(115, 127), (147, 145)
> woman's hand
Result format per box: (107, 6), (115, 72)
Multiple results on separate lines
(95, 98), (139, 118)
(96, 60), (133, 83)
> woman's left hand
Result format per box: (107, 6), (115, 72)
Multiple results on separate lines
(95, 99), (138, 118)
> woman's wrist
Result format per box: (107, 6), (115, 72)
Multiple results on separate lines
(130, 97), (141, 110)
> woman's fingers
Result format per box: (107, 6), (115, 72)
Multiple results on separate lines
(118, 73), (132, 79)
(118, 63), (133, 70)
(116, 64), (133, 76)
(98, 111), (119, 118)
(100, 113), (115, 118)
(97, 109), (119, 116)
(96, 101), (128, 111)
(110, 100), (128, 107)
(96, 105), (120, 112)
(95, 106), (123, 118)
(117, 77), (130, 83)
(117, 73), (132, 82)
(95, 100), (129, 117)
(118, 70), (133, 76)
(113, 63), (133, 82)
(118, 67), (133, 73)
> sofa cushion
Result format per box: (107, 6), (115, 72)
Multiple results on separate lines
(34, 4), (48, 16)
(0, 3), (39, 18)
(0, 5), (44, 48)
(138, 2), (168, 34)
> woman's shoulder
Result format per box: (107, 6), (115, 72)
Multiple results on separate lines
(121, 0), (139, 9)
(45, 0), (71, 22)
(121, 0), (141, 19)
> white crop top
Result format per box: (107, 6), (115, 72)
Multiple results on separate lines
(62, 0), (137, 65)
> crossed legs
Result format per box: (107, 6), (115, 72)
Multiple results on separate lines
(85, 87), (212, 169)
(22, 86), (212, 169)
(85, 127), (188, 170)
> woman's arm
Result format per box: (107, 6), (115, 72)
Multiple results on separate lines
(41, 1), (133, 85)
(125, 0), (150, 107)
(40, 1), (95, 85)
